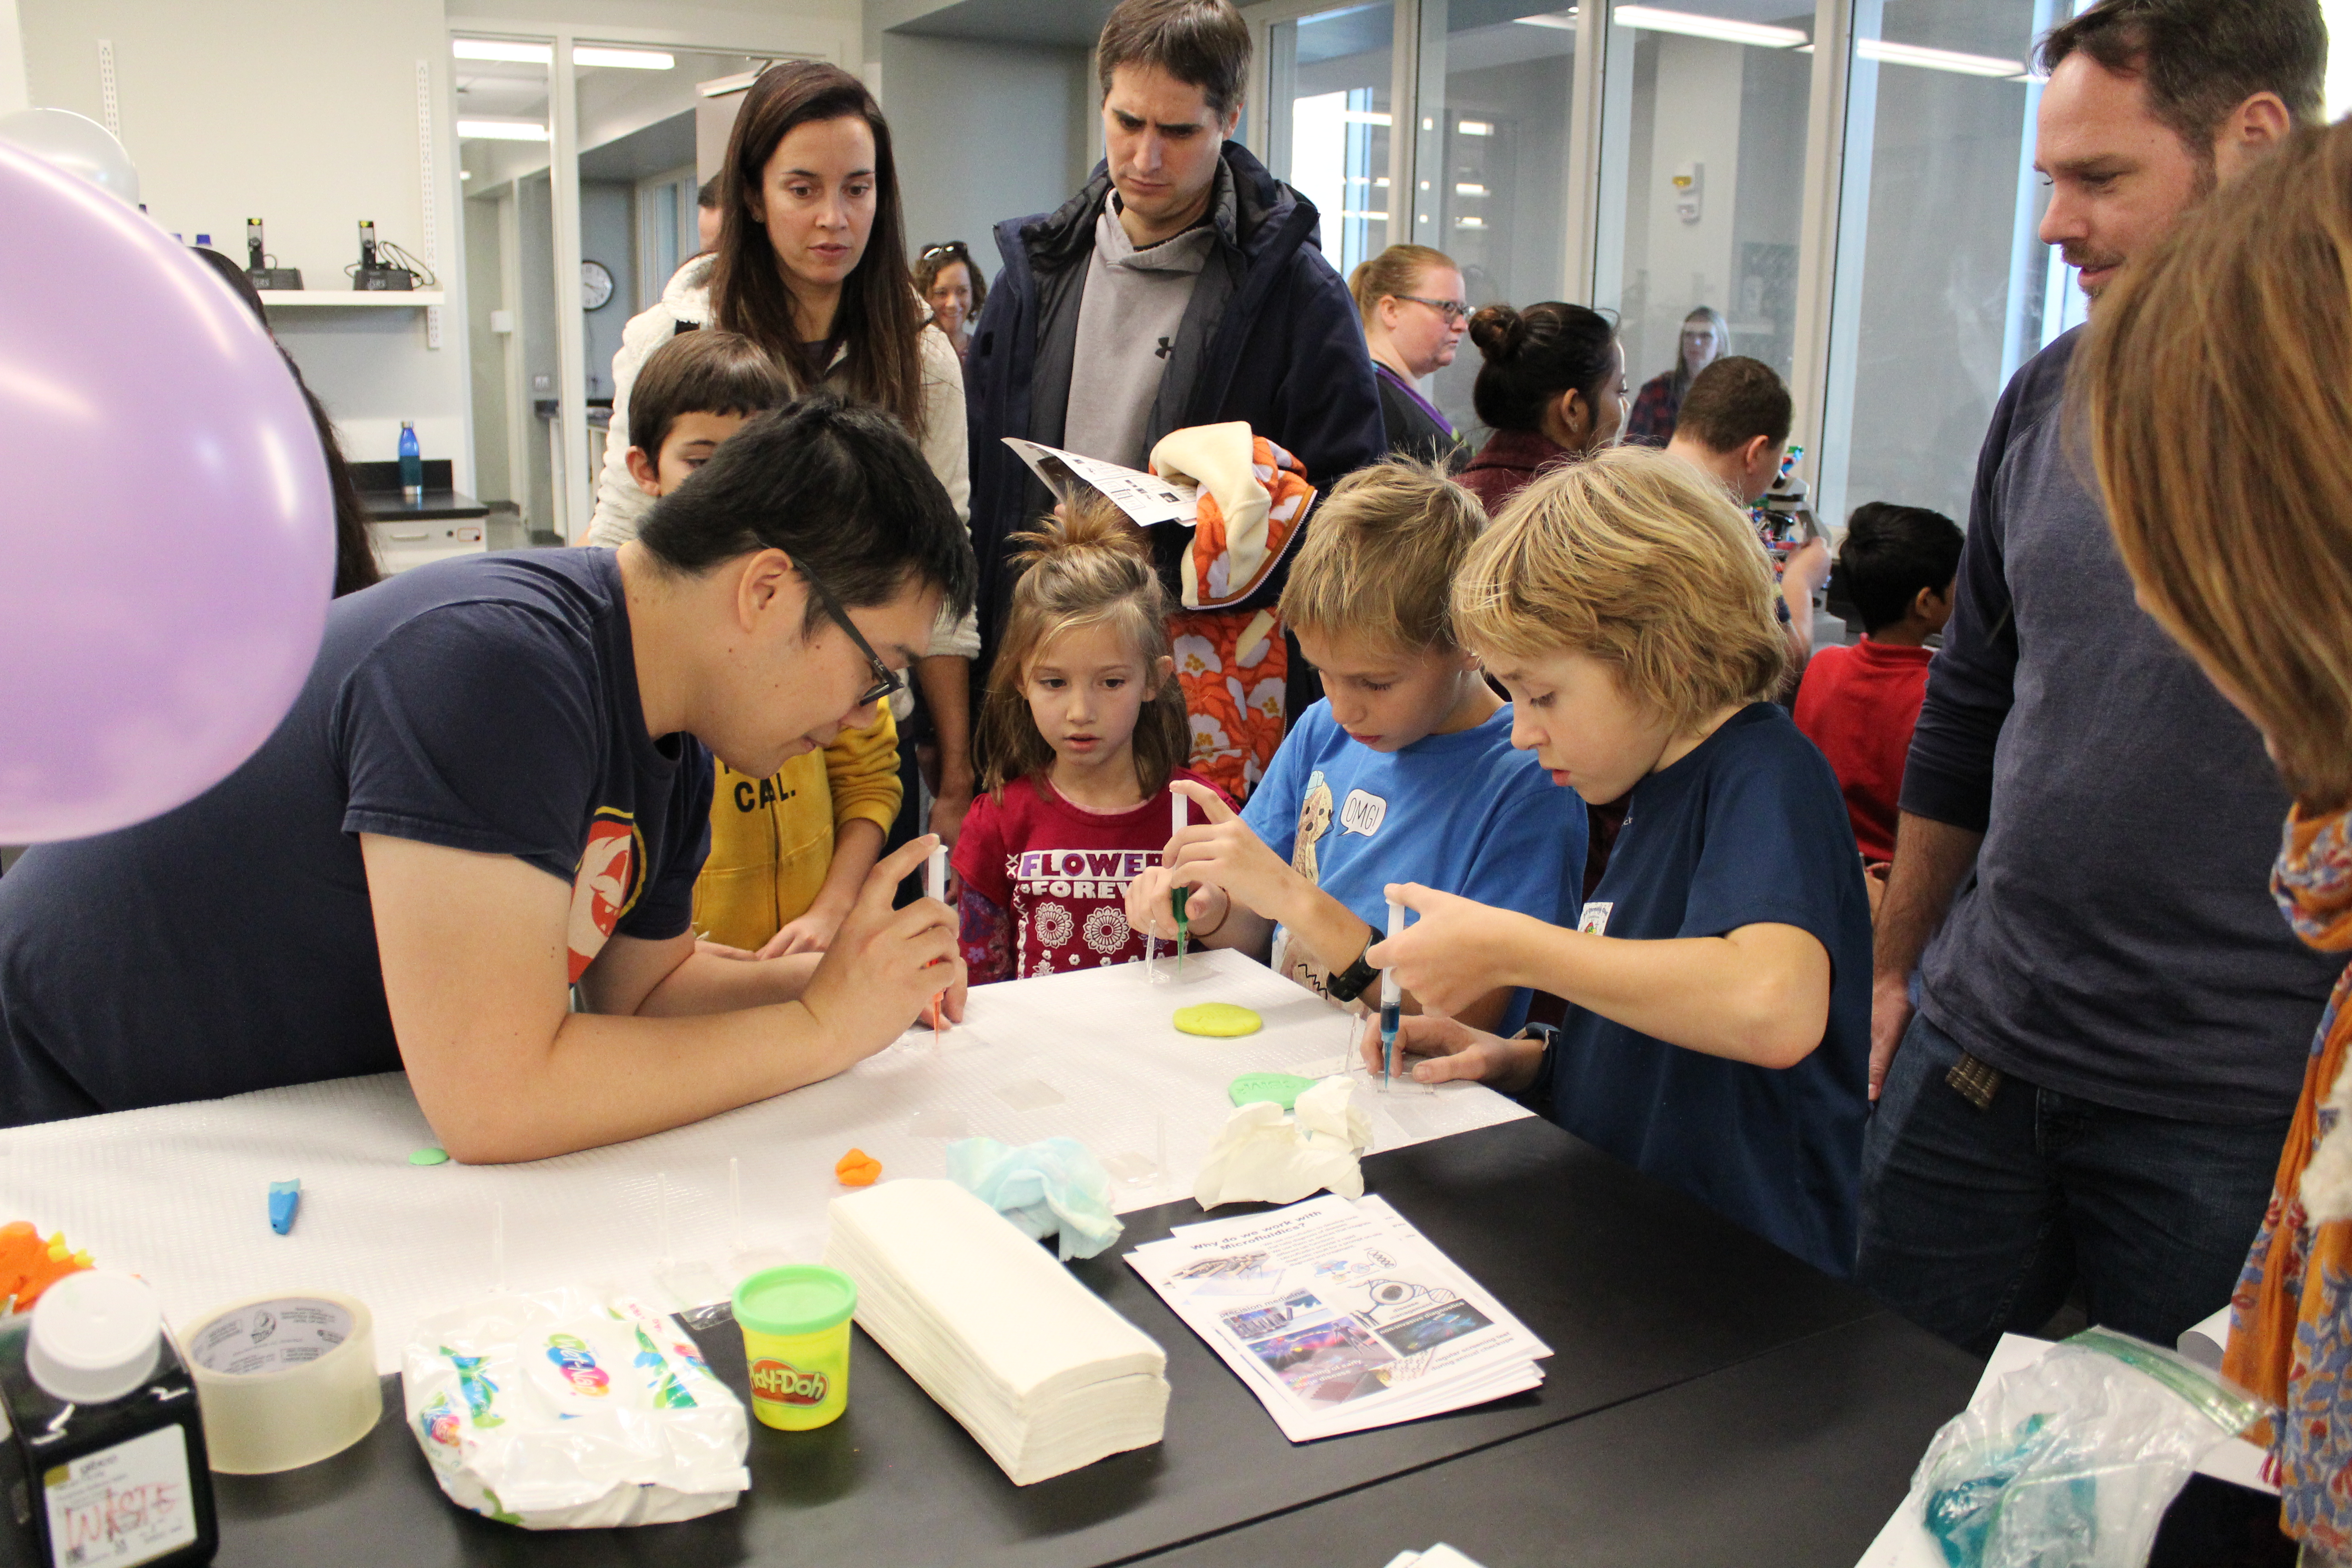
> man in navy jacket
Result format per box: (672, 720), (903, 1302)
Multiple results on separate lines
(961, 0), (1383, 700)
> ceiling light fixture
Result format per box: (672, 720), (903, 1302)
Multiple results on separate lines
(1456, 182), (1488, 196)
(1856, 37), (2024, 77)
(1611, 6), (1807, 48)
(457, 118), (550, 141)
(1342, 109), (1392, 126)
(1458, 119), (1493, 135)
(452, 39), (550, 64)
(1514, 9), (1579, 30)
(574, 46), (675, 69)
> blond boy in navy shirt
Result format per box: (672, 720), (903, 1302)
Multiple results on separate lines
(1370, 448), (1871, 1276)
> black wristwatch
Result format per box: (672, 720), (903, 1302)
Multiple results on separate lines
(1324, 934), (1379, 1004)
(1514, 1022), (1559, 1117)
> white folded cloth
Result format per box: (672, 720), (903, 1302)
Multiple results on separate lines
(824, 1180), (1170, 1485)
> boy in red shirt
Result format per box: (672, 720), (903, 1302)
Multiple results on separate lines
(1793, 502), (1963, 866)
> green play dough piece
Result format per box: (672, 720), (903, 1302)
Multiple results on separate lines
(1229, 1072), (1317, 1109)
(408, 1147), (450, 1166)
(1175, 1002), (1263, 1038)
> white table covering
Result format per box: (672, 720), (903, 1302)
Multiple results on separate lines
(0, 949), (1526, 1373)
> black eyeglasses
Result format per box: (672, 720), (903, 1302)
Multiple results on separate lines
(798, 564), (899, 709)
(1399, 294), (1471, 324)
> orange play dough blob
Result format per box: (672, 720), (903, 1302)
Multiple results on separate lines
(834, 1148), (883, 1186)
(0, 1220), (94, 1313)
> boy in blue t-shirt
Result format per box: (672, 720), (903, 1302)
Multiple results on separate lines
(1367, 448), (1871, 1278)
(1126, 462), (1585, 1036)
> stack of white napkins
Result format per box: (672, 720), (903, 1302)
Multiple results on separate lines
(823, 1179), (1170, 1485)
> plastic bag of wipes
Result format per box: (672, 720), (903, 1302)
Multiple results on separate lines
(402, 1286), (749, 1529)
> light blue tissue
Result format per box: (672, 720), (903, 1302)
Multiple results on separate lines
(944, 1136), (1124, 1261)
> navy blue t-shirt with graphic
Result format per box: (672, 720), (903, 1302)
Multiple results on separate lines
(0, 549), (711, 1125)
(1545, 703), (1871, 1278)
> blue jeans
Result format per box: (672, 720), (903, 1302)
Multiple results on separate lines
(1855, 1012), (2289, 1356)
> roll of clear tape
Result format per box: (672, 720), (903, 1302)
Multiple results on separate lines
(181, 1292), (382, 1474)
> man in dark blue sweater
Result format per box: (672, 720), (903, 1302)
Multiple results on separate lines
(1856, 0), (2336, 1353)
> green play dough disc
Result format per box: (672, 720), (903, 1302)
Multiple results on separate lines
(1175, 1003), (1263, 1038)
(408, 1147), (450, 1166)
(1229, 1072), (1317, 1109)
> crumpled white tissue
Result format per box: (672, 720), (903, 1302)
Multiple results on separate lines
(1193, 1077), (1373, 1208)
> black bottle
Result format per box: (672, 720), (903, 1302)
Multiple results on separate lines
(0, 1272), (216, 1568)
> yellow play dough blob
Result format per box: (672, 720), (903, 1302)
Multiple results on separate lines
(1173, 1003), (1263, 1038)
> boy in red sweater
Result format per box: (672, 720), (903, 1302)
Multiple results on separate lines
(1793, 502), (1963, 866)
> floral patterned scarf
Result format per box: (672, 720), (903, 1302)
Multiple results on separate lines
(2224, 804), (2352, 1551)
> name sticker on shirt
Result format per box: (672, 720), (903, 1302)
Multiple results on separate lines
(1340, 789), (1388, 837)
(1578, 901), (1612, 936)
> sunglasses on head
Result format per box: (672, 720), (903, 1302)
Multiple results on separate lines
(921, 242), (969, 262)
(797, 563), (898, 710)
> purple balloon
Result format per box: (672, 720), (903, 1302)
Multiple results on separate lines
(0, 142), (333, 842)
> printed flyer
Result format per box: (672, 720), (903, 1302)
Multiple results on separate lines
(1127, 1194), (1549, 1442)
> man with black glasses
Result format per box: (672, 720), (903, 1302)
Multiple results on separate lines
(0, 394), (974, 1162)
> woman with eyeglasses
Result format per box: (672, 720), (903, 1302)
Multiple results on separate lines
(1625, 305), (1729, 448)
(916, 241), (986, 363)
(1348, 244), (1471, 469)
(1456, 301), (1625, 515)
(587, 61), (984, 874)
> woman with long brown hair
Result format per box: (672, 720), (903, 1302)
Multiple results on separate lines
(2081, 118), (2352, 1560)
(588, 61), (980, 873)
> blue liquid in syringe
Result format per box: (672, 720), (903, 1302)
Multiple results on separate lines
(1380, 1000), (1400, 1067)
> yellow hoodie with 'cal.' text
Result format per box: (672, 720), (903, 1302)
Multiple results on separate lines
(690, 705), (902, 949)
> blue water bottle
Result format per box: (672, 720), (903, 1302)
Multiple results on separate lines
(397, 421), (423, 502)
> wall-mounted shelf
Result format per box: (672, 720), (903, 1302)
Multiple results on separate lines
(258, 290), (446, 308)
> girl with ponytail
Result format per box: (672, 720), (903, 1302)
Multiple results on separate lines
(951, 498), (1234, 984)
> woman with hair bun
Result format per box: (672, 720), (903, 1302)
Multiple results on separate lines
(1456, 301), (1624, 514)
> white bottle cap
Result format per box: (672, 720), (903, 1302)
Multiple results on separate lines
(27, 1271), (162, 1405)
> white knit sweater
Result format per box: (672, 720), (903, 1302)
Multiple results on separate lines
(584, 254), (980, 689)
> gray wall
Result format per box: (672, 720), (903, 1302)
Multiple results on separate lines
(872, 31), (1096, 284)
(580, 180), (637, 402)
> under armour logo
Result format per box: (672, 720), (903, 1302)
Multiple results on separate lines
(1155, 336), (1173, 359)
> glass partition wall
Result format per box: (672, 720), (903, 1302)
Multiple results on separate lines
(1241, 0), (2106, 557)
(1595, 2), (1814, 416)
(1265, 3), (1401, 282)
(1411, 1), (1576, 436)
(1818, 0), (2063, 530)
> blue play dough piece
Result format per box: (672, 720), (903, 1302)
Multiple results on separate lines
(268, 1178), (300, 1235)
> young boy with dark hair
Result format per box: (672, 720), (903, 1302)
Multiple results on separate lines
(1793, 502), (1962, 865)
(1664, 356), (1828, 663)
(623, 331), (905, 959)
